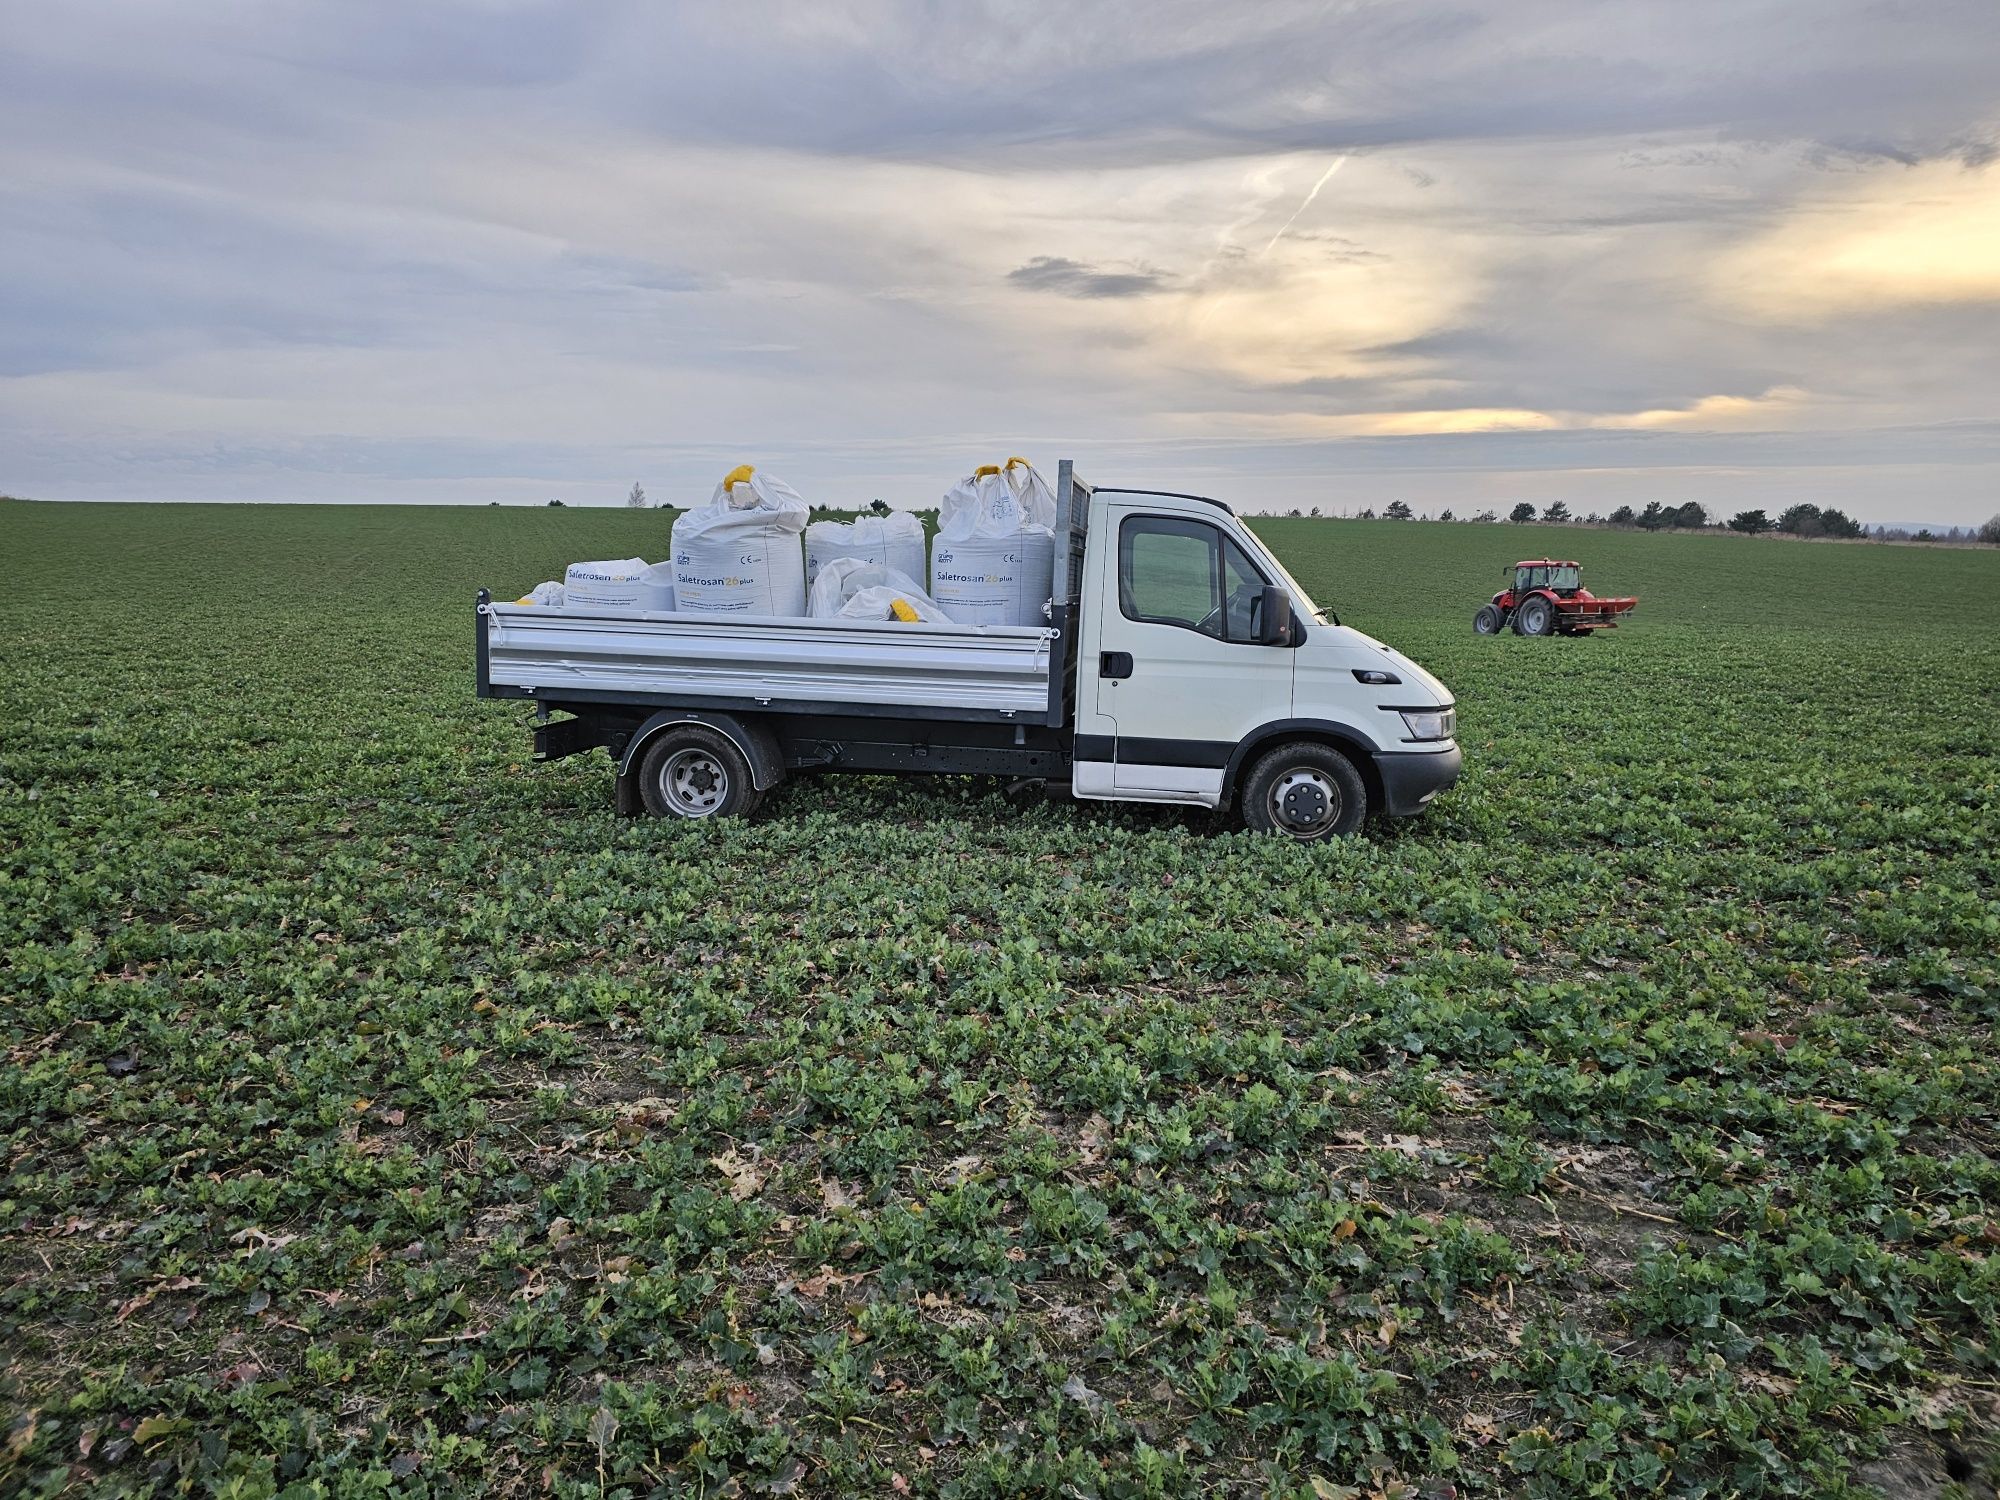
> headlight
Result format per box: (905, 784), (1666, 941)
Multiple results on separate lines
(1401, 708), (1456, 741)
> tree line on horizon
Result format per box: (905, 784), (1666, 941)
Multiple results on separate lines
(529, 482), (1999, 544)
(1280, 498), (2000, 545)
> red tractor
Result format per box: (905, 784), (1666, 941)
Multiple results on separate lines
(1474, 560), (1638, 637)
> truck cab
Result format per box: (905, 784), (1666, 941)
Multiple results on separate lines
(477, 462), (1461, 839)
(1066, 484), (1460, 834)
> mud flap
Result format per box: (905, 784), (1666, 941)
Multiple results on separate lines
(616, 771), (644, 818)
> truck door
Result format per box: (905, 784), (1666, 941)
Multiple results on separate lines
(1084, 509), (1295, 800)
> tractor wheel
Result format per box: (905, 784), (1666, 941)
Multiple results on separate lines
(1472, 604), (1504, 635)
(1513, 595), (1556, 637)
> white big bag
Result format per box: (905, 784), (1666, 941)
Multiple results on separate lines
(670, 466), (809, 616)
(561, 558), (675, 614)
(929, 459), (1057, 627)
(808, 557), (950, 622)
(1001, 456), (1058, 532)
(805, 513), (927, 584)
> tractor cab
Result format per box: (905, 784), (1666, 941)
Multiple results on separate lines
(1511, 560), (1581, 597)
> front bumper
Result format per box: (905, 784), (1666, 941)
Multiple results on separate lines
(1375, 743), (1463, 817)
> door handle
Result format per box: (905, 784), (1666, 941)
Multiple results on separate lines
(1100, 651), (1133, 680)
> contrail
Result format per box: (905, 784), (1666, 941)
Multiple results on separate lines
(1261, 155), (1348, 255)
(1194, 162), (1288, 281)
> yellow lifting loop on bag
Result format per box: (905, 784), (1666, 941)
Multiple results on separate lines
(1004, 456), (1031, 469)
(972, 464), (1001, 478)
(721, 463), (756, 492)
(889, 598), (921, 623)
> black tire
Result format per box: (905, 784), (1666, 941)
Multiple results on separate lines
(1473, 604), (1504, 635)
(636, 726), (763, 821)
(1240, 742), (1369, 841)
(1512, 595), (1556, 637)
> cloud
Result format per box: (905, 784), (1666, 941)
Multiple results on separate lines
(1007, 257), (1172, 299)
(1590, 386), (1816, 431)
(1190, 387), (1822, 439)
(1715, 162), (2000, 318)
(1218, 408), (1567, 437)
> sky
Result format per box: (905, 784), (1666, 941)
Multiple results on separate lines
(3, 1), (1999, 524)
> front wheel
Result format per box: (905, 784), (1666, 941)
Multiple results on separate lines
(1473, 604), (1504, 635)
(1241, 742), (1369, 841)
(636, 726), (763, 821)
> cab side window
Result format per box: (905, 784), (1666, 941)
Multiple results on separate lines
(1119, 516), (1270, 642)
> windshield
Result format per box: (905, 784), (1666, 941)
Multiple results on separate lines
(1234, 522), (1326, 621)
(1551, 565), (1579, 590)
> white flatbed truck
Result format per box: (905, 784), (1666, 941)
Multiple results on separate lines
(476, 463), (1461, 839)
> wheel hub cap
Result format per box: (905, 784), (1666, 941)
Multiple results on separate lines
(662, 748), (728, 816)
(1272, 769), (1337, 833)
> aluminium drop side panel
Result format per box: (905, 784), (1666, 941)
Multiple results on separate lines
(483, 607), (1057, 720)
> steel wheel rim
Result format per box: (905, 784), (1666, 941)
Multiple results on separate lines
(1270, 767), (1339, 835)
(1475, 611), (1497, 634)
(660, 747), (729, 817)
(1524, 600), (1550, 633)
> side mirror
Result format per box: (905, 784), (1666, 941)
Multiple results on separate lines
(1257, 585), (1293, 646)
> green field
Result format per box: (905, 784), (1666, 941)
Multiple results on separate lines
(3, 500), (1998, 1498)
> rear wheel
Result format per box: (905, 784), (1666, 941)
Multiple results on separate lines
(1513, 595), (1556, 636)
(1473, 604), (1504, 635)
(636, 726), (763, 821)
(1241, 742), (1369, 841)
